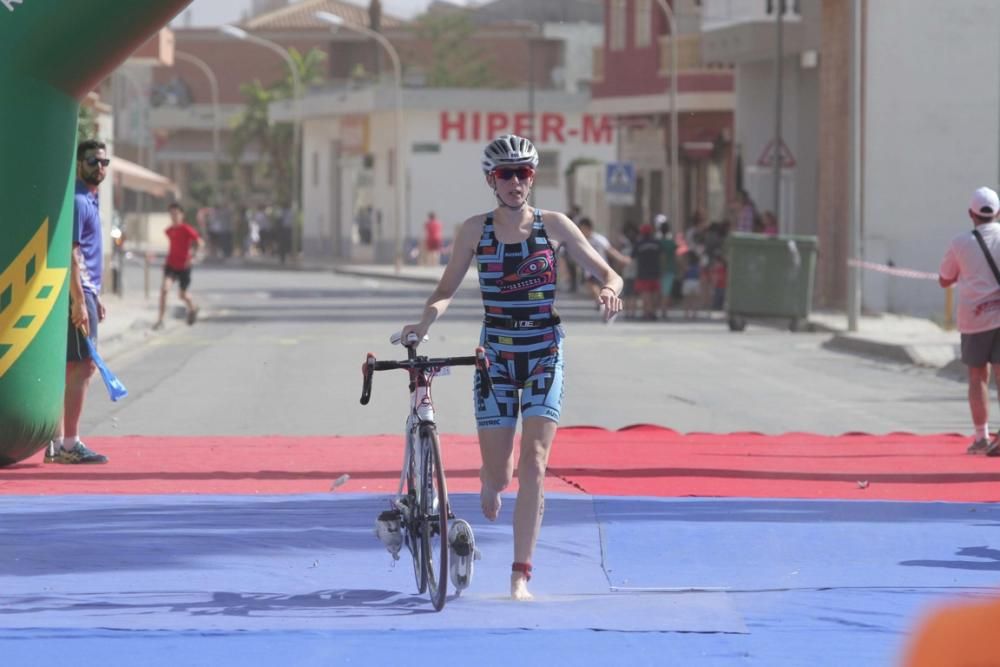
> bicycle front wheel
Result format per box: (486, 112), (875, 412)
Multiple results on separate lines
(405, 432), (427, 594)
(419, 424), (449, 611)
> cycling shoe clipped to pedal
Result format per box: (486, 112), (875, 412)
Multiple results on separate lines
(375, 508), (403, 560)
(448, 519), (481, 592)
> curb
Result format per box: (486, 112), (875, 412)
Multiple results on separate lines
(937, 358), (967, 382)
(822, 333), (959, 368)
(99, 306), (192, 362)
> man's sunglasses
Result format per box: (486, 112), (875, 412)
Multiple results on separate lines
(493, 167), (535, 181)
(83, 157), (111, 168)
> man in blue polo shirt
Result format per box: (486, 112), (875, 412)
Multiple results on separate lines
(45, 139), (110, 464)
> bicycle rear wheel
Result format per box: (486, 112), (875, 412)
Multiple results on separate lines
(419, 424), (449, 611)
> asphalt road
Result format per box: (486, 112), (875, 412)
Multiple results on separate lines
(84, 264), (972, 438)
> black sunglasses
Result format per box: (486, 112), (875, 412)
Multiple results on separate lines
(83, 157), (111, 168)
(493, 167), (535, 181)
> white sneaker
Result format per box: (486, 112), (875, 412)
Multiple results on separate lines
(374, 509), (403, 559)
(448, 519), (480, 592)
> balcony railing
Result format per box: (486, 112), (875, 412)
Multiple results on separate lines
(701, 0), (801, 31)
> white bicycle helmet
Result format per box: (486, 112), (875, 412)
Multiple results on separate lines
(481, 134), (539, 173)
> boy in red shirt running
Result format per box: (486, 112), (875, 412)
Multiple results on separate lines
(154, 202), (202, 330)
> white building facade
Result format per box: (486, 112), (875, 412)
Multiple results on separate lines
(702, 0), (1000, 318)
(862, 0), (1000, 316)
(273, 87), (617, 263)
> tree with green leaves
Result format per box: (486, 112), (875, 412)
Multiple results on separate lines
(412, 11), (503, 88)
(229, 47), (326, 207)
(77, 104), (99, 144)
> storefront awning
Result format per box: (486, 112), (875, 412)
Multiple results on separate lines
(112, 157), (179, 198)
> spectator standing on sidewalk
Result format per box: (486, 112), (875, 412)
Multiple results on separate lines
(620, 223), (639, 319)
(422, 211), (443, 266)
(938, 186), (1000, 456)
(632, 222), (662, 320)
(734, 189), (758, 233)
(656, 214), (678, 319)
(45, 140), (111, 464)
(560, 204), (582, 292)
(153, 202), (201, 330)
(709, 256), (728, 311)
(680, 249), (702, 319)
(578, 217), (631, 306)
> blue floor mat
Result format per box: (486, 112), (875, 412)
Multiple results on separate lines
(0, 494), (997, 666)
(594, 497), (1000, 590)
(0, 494), (742, 633)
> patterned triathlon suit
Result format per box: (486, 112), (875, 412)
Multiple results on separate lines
(474, 209), (565, 429)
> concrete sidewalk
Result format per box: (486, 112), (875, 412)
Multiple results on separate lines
(812, 311), (959, 370)
(97, 257), (963, 378)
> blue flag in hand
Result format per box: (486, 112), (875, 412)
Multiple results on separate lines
(83, 336), (128, 402)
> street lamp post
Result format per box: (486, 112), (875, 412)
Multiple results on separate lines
(315, 10), (405, 270)
(115, 68), (153, 299)
(219, 25), (303, 259)
(773, 0), (785, 230)
(848, 0), (863, 331)
(174, 50), (221, 195)
(655, 0), (681, 233)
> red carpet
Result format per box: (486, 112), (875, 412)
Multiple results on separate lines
(1, 426), (997, 501)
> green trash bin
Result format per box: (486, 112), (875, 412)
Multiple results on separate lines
(724, 233), (818, 332)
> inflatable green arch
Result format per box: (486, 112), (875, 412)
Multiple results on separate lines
(0, 0), (192, 465)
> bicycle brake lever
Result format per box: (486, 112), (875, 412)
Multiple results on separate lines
(474, 346), (492, 399)
(360, 353), (375, 405)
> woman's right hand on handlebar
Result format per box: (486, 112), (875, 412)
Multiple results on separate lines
(399, 323), (428, 347)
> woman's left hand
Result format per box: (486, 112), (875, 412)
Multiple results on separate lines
(598, 287), (622, 322)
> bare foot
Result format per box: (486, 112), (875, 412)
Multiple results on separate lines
(510, 573), (533, 601)
(480, 484), (501, 521)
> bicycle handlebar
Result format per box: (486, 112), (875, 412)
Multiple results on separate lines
(360, 347), (491, 406)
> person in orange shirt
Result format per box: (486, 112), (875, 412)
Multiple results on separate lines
(901, 596), (1000, 666)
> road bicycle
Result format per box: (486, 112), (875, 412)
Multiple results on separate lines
(360, 332), (491, 611)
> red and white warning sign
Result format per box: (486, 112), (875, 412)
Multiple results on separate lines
(756, 138), (796, 168)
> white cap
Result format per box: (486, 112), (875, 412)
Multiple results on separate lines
(653, 213), (668, 225)
(970, 187), (999, 218)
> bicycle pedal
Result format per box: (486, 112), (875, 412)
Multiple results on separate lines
(375, 509), (403, 557)
(451, 535), (472, 557)
(448, 520), (477, 592)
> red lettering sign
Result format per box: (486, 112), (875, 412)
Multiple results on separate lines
(540, 113), (565, 143)
(513, 112), (532, 137)
(486, 112), (508, 139)
(471, 112), (482, 142)
(438, 112), (613, 144)
(582, 115), (613, 144)
(440, 112), (466, 141)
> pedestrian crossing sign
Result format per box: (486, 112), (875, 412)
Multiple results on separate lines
(605, 161), (636, 206)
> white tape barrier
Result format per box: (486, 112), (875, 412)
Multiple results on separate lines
(847, 258), (938, 280)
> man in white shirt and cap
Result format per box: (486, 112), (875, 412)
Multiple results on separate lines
(939, 186), (1000, 456)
